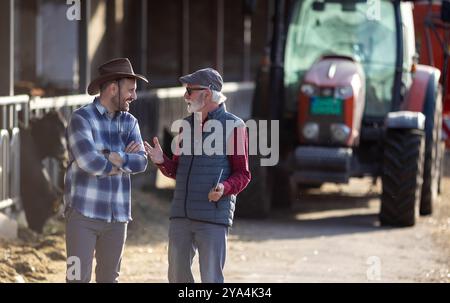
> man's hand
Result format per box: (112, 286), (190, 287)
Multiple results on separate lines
(208, 183), (224, 202)
(108, 152), (124, 168)
(125, 141), (142, 153)
(144, 137), (164, 165)
(108, 166), (121, 176)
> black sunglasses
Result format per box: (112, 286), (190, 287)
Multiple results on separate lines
(186, 87), (208, 96)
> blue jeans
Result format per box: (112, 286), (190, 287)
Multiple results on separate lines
(168, 218), (228, 283)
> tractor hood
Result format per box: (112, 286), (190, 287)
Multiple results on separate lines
(303, 56), (364, 89)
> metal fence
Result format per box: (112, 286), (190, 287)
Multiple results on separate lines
(0, 95), (30, 213)
(0, 82), (254, 214)
(0, 94), (93, 214)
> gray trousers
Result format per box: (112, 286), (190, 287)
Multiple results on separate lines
(168, 218), (228, 283)
(65, 208), (127, 283)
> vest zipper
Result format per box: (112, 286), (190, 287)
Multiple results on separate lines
(184, 156), (195, 217)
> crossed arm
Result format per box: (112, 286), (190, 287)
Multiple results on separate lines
(68, 113), (148, 177)
(107, 141), (144, 175)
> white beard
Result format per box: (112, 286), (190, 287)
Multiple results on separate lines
(186, 97), (205, 113)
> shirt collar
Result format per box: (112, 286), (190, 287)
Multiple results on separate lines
(207, 103), (226, 120)
(94, 97), (120, 118)
(94, 98), (108, 116)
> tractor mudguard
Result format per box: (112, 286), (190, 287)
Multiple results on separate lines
(385, 111), (425, 130)
(402, 65), (441, 137)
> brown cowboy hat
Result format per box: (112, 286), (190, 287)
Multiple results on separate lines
(87, 58), (148, 95)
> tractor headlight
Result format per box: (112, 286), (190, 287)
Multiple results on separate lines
(335, 86), (353, 99)
(301, 84), (317, 97)
(302, 122), (319, 141)
(330, 123), (351, 143)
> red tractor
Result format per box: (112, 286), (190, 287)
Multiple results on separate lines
(239, 0), (447, 227)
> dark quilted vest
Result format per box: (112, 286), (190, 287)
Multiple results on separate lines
(170, 104), (244, 226)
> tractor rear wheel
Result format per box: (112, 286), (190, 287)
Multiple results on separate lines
(380, 128), (425, 227)
(271, 166), (295, 209)
(298, 183), (323, 190)
(437, 142), (445, 195)
(235, 155), (272, 218)
(420, 94), (443, 215)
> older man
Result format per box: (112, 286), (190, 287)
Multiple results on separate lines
(64, 58), (148, 283)
(145, 68), (251, 283)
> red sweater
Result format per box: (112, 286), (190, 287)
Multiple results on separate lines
(157, 127), (251, 196)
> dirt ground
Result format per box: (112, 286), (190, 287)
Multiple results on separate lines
(1, 162), (450, 283)
(0, 225), (66, 283)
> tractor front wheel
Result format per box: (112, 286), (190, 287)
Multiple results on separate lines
(380, 128), (425, 227)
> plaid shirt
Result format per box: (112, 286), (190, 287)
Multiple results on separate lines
(64, 98), (148, 222)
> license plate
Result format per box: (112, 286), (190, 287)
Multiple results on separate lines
(310, 97), (343, 116)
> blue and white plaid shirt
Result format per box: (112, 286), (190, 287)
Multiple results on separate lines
(64, 98), (148, 222)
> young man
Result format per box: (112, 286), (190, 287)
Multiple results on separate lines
(64, 58), (148, 283)
(145, 68), (251, 283)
